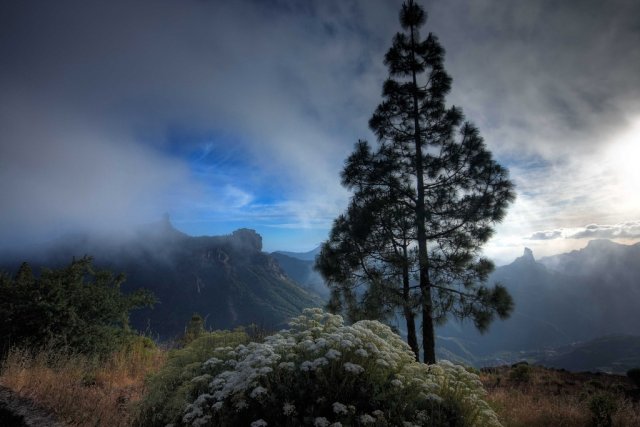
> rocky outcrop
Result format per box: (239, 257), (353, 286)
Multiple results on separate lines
(230, 228), (262, 252)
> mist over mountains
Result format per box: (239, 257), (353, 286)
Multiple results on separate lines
(0, 219), (322, 339)
(435, 240), (640, 372)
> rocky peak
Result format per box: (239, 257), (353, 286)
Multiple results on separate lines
(512, 247), (536, 265)
(522, 247), (535, 261)
(231, 228), (262, 252)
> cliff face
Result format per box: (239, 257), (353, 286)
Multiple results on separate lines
(117, 226), (322, 338)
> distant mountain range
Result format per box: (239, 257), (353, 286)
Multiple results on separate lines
(533, 335), (640, 373)
(3, 224), (638, 372)
(271, 240), (640, 372)
(274, 239), (640, 372)
(0, 219), (322, 339)
(273, 247), (321, 262)
(435, 239), (640, 372)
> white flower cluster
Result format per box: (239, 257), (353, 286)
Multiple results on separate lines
(182, 308), (501, 426)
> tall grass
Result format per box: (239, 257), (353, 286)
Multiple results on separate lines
(0, 339), (164, 426)
(482, 366), (640, 427)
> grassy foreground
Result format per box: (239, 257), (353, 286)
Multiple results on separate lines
(481, 364), (640, 426)
(2, 344), (640, 426)
(0, 340), (164, 426)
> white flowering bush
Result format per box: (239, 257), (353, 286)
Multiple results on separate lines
(135, 330), (249, 427)
(179, 309), (501, 426)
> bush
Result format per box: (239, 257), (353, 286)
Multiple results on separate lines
(135, 330), (249, 426)
(627, 368), (640, 389)
(181, 314), (207, 345)
(588, 393), (617, 427)
(0, 257), (155, 357)
(509, 363), (532, 384)
(172, 308), (500, 427)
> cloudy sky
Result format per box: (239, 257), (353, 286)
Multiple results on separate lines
(1, 0), (639, 264)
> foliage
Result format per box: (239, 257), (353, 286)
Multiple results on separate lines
(509, 364), (532, 384)
(316, 185), (421, 359)
(0, 256), (155, 356)
(182, 313), (207, 345)
(588, 393), (617, 427)
(135, 330), (249, 427)
(175, 309), (500, 426)
(626, 368), (640, 388)
(316, 0), (514, 363)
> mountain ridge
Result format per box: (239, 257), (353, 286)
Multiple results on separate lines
(273, 246), (321, 262)
(0, 222), (322, 339)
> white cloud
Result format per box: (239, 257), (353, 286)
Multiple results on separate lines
(567, 222), (640, 240)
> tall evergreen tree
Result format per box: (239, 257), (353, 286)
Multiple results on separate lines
(317, 0), (515, 363)
(317, 140), (421, 359)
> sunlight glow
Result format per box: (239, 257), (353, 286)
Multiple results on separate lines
(606, 118), (640, 192)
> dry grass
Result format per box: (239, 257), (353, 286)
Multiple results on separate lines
(487, 387), (590, 426)
(0, 341), (166, 426)
(482, 365), (640, 427)
(3, 343), (640, 427)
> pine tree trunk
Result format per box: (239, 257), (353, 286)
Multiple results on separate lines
(404, 308), (419, 361)
(410, 23), (436, 364)
(402, 252), (419, 360)
(421, 291), (436, 363)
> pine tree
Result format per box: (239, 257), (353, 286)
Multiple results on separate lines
(317, 140), (421, 359)
(318, 0), (515, 363)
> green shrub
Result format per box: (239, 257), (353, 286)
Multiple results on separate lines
(588, 393), (617, 427)
(464, 365), (481, 376)
(135, 330), (249, 427)
(172, 308), (501, 427)
(0, 257), (155, 357)
(509, 363), (532, 384)
(627, 367), (640, 388)
(181, 313), (206, 345)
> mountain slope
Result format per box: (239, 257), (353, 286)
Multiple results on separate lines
(1, 222), (322, 339)
(270, 251), (328, 298)
(273, 246), (321, 262)
(535, 335), (640, 373)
